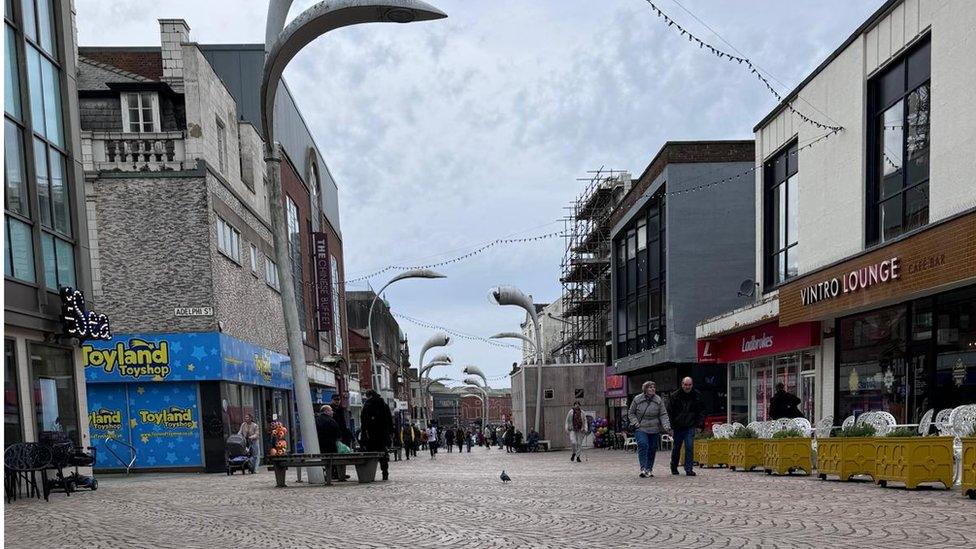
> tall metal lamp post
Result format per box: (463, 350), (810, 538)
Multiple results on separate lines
(261, 0), (447, 484)
(462, 365), (489, 423)
(367, 270), (446, 408)
(489, 286), (544, 433)
(462, 376), (489, 427)
(417, 333), (451, 419)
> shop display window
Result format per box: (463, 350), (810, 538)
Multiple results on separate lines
(29, 343), (79, 444)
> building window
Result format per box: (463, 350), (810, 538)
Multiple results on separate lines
(544, 388), (554, 400)
(216, 217), (240, 263)
(25, 43), (63, 147)
(20, 0), (57, 56)
(4, 119), (36, 283)
(120, 92), (159, 133)
(5, 24), (22, 118)
(285, 197), (306, 332)
(614, 190), (666, 359)
(29, 343), (79, 445)
(331, 254), (342, 354)
(5, 340), (23, 447)
(249, 243), (258, 274)
(265, 255), (280, 290)
(867, 38), (930, 245)
(215, 116), (226, 173)
(764, 140), (799, 286)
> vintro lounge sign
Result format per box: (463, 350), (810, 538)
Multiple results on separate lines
(800, 257), (900, 306)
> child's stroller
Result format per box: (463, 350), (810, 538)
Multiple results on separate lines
(224, 434), (255, 475)
(39, 431), (98, 493)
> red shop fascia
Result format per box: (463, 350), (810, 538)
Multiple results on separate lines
(697, 321), (821, 364)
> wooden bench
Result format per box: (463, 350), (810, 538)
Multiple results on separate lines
(267, 452), (384, 487)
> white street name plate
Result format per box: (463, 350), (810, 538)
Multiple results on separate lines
(175, 307), (214, 317)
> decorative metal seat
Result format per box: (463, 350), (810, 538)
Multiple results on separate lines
(935, 408), (954, 436)
(814, 416), (834, 438)
(916, 409), (934, 436)
(857, 411), (895, 436)
(791, 417), (813, 435)
(744, 422), (760, 436)
(950, 405), (976, 438)
(841, 415), (855, 431)
(4, 443), (53, 502)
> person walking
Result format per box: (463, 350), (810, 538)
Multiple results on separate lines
(420, 427), (428, 451)
(490, 427), (498, 449)
(445, 426), (455, 453)
(360, 390), (394, 481)
(465, 430), (473, 452)
(411, 424), (422, 457)
(503, 424), (515, 453)
(455, 427), (464, 453)
(769, 382), (804, 419)
(400, 423), (414, 461)
(565, 401), (590, 463)
(392, 423), (403, 462)
(238, 413), (261, 470)
(426, 424), (439, 459)
(668, 377), (705, 477)
(627, 381), (670, 478)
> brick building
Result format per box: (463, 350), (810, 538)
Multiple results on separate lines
(76, 20), (348, 471)
(459, 388), (513, 427)
(346, 292), (412, 422)
(697, 0), (976, 426)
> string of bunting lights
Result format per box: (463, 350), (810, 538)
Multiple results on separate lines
(392, 312), (521, 350)
(643, 0), (844, 132)
(660, 129), (840, 201)
(342, 229), (563, 286)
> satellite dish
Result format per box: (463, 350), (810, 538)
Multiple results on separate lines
(737, 279), (757, 298)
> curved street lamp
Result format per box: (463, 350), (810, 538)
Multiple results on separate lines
(368, 270), (446, 397)
(490, 286), (544, 433)
(462, 377), (489, 428)
(261, 0), (447, 484)
(461, 365), (488, 387)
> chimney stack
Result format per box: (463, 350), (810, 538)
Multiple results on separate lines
(159, 19), (190, 92)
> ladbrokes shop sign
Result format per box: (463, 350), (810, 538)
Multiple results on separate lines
(779, 212), (976, 326)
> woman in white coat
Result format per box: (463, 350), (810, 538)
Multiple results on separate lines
(564, 401), (589, 462)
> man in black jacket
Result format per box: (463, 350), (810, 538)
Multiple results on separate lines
(330, 393), (354, 447)
(360, 389), (394, 480)
(769, 383), (804, 419)
(668, 377), (705, 476)
(315, 405), (340, 454)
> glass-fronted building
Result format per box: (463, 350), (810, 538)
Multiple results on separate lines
(5, 0), (94, 449)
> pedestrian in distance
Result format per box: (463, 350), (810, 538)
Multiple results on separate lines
(627, 381), (671, 478)
(315, 405), (340, 454)
(465, 430), (473, 453)
(769, 382), (804, 420)
(455, 427), (464, 453)
(400, 423), (414, 461)
(411, 424), (422, 457)
(503, 423), (515, 453)
(565, 401), (591, 463)
(668, 377), (705, 477)
(392, 423), (403, 462)
(445, 426), (455, 453)
(360, 389), (394, 481)
(427, 423), (439, 459)
(490, 428), (498, 448)
(420, 427), (428, 450)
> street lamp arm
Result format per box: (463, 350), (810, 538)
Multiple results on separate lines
(490, 332), (535, 349)
(261, 0), (447, 145)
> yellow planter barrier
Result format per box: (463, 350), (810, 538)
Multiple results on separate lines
(693, 439), (707, 465)
(729, 439), (764, 471)
(962, 438), (976, 499)
(816, 437), (878, 482)
(703, 439), (731, 468)
(875, 436), (954, 490)
(763, 438), (813, 476)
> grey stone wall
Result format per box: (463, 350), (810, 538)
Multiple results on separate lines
(512, 363), (607, 447)
(80, 97), (122, 132)
(206, 170), (287, 354)
(90, 172), (216, 333)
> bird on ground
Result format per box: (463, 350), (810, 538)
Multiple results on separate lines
(500, 470), (511, 483)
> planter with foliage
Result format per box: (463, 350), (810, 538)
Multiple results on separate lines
(962, 436), (976, 499)
(874, 427), (954, 490)
(763, 428), (813, 476)
(690, 430), (712, 466)
(817, 423), (878, 482)
(728, 427), (763, 472)
(703, 437), (731, 468)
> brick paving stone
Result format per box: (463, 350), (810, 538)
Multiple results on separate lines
(4, 449), (975, 548)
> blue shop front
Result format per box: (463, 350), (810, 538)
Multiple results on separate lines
(83, 332), (294, 472)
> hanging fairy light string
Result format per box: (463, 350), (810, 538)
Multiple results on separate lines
(343, 229), (563, 286)
(392, 312), (522, 350)
(642, 0), (844, 132)
(659, 129), (839, 200)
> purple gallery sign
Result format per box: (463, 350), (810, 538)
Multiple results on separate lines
(313, 232), (332, 332)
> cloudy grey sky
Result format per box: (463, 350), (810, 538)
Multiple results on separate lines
(76, 0), (882, 387)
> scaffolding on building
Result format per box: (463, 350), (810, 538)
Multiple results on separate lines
(554, 168), (630, 364)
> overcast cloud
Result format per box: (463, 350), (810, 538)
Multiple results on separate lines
(76, 0), (883, 387)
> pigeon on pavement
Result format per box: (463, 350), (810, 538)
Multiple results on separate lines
(500, 470), (511, 483)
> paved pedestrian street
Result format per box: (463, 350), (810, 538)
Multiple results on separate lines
(5, 449), (975, 549)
